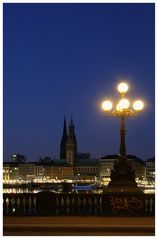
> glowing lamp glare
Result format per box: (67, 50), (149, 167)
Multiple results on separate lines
(117, 82), (128, 93)
(102, 101), (113, 111)
(133, 100), (144, 111)
(118, 99), (130, 110)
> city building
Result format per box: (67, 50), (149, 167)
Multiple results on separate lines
(77, 152), (91, 159)
(60, 116), (77, 166)
(35, 164), (45, 180)
(38, 156), (52, 163)
(60, 116), (99, 178)
(129, 155), (145, 180)
(99, 157), (115, 179)
(99, 154), (145, 180)
(4, 118), (151, 185)
(146, 157), (155, 183)
(75, 158), (99, 179)
(35, 160), (74, 180)
(18, 163), (35, 181)
(3, 162), (19, 183)
(3, 159), (74, 183)
(10, 154), (27, 163)
(66, 117), (77, 166)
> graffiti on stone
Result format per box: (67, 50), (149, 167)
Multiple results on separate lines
(110, 196), (143, 213)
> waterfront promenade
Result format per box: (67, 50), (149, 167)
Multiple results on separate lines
(4, 216), (155, 236)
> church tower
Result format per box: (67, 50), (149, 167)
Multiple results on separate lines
(60, 116), (67, 160)
(66, 115), (77, 166)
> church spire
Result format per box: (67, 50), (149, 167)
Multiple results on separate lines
(60, 115), (67, 159)
(69, 113), (74, 135)
(63, 115), (67, 138)
(70, 112), (73, 125)
(65, 114), (77, 166)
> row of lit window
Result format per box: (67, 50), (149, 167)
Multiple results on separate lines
(76, 167), (97, 171)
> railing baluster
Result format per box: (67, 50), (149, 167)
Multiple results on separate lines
(89, 197), (92, 215)
(17, 198), (21, 215)
(100, 196), (102, 215)
(56, 197), (59, 215)
(150, 198), (152, 213)
(23, 197), (26, 214)
(146, 198), (150, 213)
(145, 198), (148, 212)
(66, 197), (70, 215)
(33, 196), (36, 214)
(28, 196), (32, 214)
(3, 197), (8, 215)
(11, 198), (16, 215)
(152, 197), (155, 214)
(77, 197), (81, 215)
(61, 196), (64, 215)
(7, 198), (10, 215)
(83, 197), (86, 215)
(94, 196), (97, 215)
(3, 192), (155, 216)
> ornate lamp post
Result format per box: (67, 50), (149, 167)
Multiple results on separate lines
(101, 82), (144, 192)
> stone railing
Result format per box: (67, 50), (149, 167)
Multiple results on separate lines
(3, 192), (155, 216)
(3, 193), (37, 216)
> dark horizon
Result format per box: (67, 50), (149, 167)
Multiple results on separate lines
(3, 3), (155, 162)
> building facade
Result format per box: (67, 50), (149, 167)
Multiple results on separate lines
(35, 161), (74, 180)
(75, 158), (99, 179)
(99, 155), (145, 180)
(146, 157), (155, 183)
(10, 154), (27, 163)
(59, 116), (99, 177)
(66, 117), (77, 166)
(3, 160), (74, 183)
(3, 162), (19, 183)
(18, 163), (35, 181)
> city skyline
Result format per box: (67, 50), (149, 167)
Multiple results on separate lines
(4, 115), (154, 162)
(4, 3), (155, 161)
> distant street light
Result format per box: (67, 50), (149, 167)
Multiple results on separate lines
(101, 82), (144, 157)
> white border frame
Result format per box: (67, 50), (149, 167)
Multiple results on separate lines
(0, 1), (156, 239)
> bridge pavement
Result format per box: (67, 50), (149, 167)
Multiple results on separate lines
(3, 216), (155, 236)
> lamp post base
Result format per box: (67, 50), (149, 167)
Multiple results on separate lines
(106, 155), (143, 193)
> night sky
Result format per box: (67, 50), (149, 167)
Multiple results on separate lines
(3, 3), (155, 162)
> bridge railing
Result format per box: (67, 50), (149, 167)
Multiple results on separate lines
(3, 192), (155, 216)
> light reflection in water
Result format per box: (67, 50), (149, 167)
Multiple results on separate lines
(3, 188), (40, 193)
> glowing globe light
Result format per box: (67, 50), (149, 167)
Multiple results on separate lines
(117, 82), (129, 94)
(102, 100), (113, 111)
(118, 99), (130, 110)
(116, 103), (122, 111)
(133, 100), (144, 111)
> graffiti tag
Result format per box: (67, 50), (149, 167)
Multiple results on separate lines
(110, 196), (143, 213)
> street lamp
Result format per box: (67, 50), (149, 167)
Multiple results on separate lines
(101, 82), (144, 158)
(101, 82), (144, 192)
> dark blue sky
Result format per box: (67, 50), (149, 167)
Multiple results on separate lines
(4, 3), (155, 161)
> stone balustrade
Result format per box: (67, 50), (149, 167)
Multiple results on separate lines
(3, 192), (155, 216)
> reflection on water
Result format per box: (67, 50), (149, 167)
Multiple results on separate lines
(3, 186), (102, 194)
(3, 188), (40, 194)
(3, 185), (154, 194)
